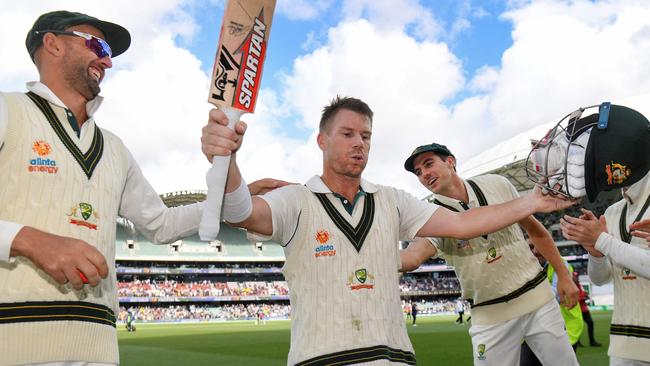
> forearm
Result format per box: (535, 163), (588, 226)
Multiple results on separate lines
(120, 152), (203, 244)
(399, 238), (438, 272)
(425, 197), (534, 240)
(532, 235), (570, 279)
(588, 255), (612, 285)
(596, 232), (650, 279)
(225, 153), (243, 193)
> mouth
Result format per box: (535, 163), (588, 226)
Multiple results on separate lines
(427, 177), (438, 186)
(88, 67), (102, 83)
(350, 154), (365, 163)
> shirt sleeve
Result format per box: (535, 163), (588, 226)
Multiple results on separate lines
(0, 220), (23, 263)
(0, 93), (7, 149)
(587, 253), (612, 285)
(0, 94), (25, 263)
(393, 187), (438, 241)
(595, 232), (650, 279)
(118, 149), (203, 244)
(257, 185), (302, 246)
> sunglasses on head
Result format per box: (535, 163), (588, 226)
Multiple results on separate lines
(35, 29), (112, 59)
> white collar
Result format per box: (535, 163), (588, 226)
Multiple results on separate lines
(26, 81), (104, 118)
(305, 175), (379, 194)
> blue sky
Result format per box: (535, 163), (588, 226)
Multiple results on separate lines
(1, 0), (650, 197)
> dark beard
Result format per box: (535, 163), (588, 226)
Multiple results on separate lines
(63, 62), (101, 100)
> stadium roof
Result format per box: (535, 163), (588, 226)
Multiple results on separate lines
(456, 120), (556, 192)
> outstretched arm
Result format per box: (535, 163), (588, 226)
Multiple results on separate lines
(521, 216), (578, 308)
(417, 185), (578, 239)
(400, 238), (438, 272)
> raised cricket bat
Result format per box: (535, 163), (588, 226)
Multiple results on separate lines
(199, 0), (277, 240)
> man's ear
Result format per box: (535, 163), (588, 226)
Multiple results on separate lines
(317, 131), (327, 151)
(41, 32), (63, 57)
(447, 156), (457, 170)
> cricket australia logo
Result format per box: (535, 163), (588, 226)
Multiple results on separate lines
(605, 162), (631, 185)
(622, 267), (637, 280)
(348, 268), (375, 290)
(485, 246), (502, 264)
(477, 344), (487, 361)
(28, 139), (58, 174)
(67, 202), (99, 230)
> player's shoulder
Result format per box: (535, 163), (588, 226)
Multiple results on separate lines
(470, 174), (510, 186)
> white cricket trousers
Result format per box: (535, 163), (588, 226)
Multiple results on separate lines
(610, 356), (650, 366)
(468, 299), (578, 366)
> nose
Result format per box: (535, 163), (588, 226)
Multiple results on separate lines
(99, 56), (112, 69)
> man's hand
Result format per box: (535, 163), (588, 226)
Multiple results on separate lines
(201, 108), (247, 163)
(560, 209), (606, 257)
(248, 178), (295, 196)
(531, 185), (580, 213)
(10, 227), (109, 290)
(557, 274), (579, 309)
(629, 219), (650, 247)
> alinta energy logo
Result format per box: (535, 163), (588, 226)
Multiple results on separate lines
(28, 139), (58, 174)
(314, 229), (336, 258)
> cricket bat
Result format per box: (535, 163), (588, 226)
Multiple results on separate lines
(199, 0), (277, 240)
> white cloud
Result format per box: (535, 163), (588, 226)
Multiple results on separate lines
(3, 0), (650, 199)
(479, 0), (650, 146)
(342, 0), (442, 41)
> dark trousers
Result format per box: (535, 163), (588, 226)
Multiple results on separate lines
(456, 311), (464, 324)
(412, 313), (417, 324)
(582, 311), (597, 343)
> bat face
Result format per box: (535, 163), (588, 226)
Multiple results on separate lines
(209, 0), (276, 113)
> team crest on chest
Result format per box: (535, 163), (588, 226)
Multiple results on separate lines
(28, 139), (58, 174)
(485, 246), (502, 264)
(621, 267), (637, 280)
(67, 202), (99, 230)
(348, 268), (375, 290)
(314, 229), (336, 258)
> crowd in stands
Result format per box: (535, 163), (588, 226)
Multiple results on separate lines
(399, 276), (460, 294)
(119, 303), (291, 322)
(118, 279), (289, 298)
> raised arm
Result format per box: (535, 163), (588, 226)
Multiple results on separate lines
(201, 108), (274, 236)
(400, 238), (438, 272)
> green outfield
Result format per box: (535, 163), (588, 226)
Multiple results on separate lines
(118, 311), (612, 365)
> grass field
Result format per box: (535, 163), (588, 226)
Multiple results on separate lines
(118, 311), (612, 365)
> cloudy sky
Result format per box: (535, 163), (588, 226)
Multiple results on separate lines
(2, 0), (650, 198)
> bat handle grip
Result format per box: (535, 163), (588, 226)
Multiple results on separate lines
(199, 108), (244, 241)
